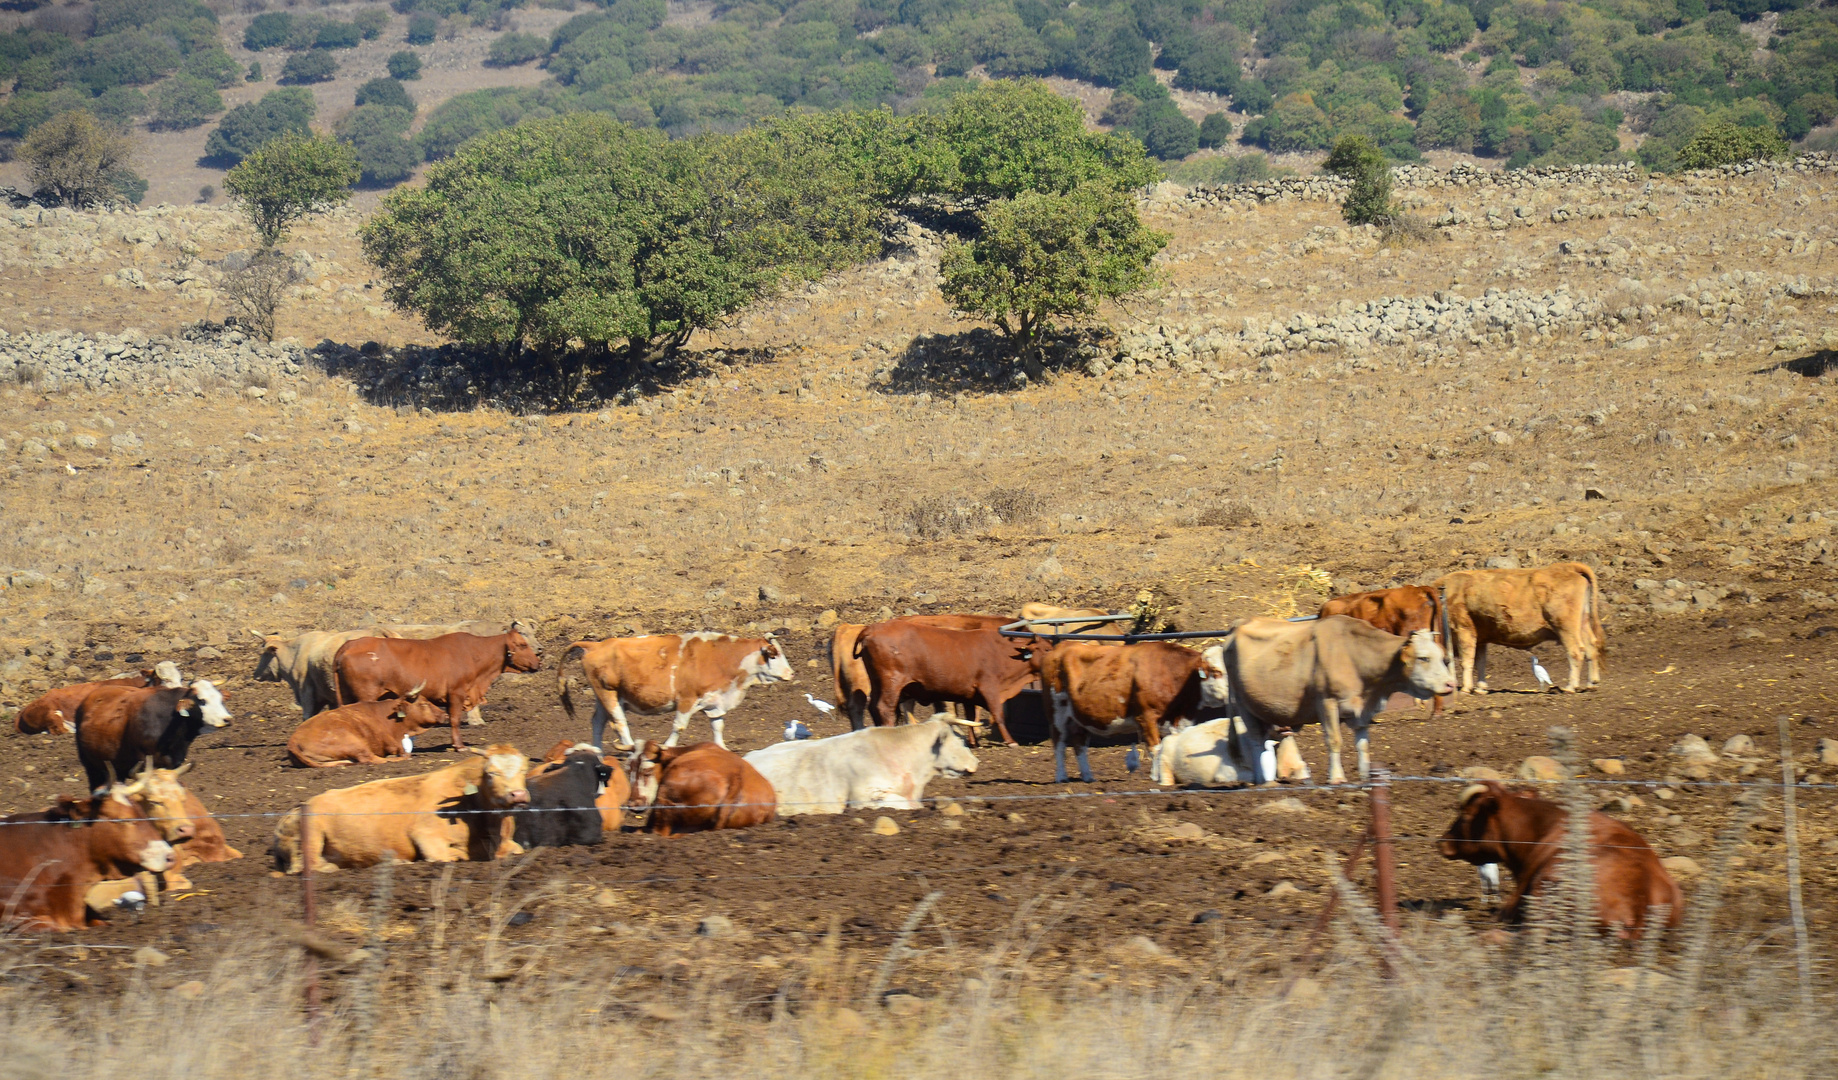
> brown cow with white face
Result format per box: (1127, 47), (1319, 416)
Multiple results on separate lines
(624, 741), (776, 836)
(0, 783), (175, 931)
(1039, 640), (1231, 783)
(557, 633), (795, 750)
(1438, 781), (1682, 938)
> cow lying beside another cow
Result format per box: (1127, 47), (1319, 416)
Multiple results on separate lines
(15, 662), (185, 736)
(0, 779), (179, 931)
(745, 716), (978, 814)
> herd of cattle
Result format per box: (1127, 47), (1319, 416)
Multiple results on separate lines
(4, 561), (1683, 938)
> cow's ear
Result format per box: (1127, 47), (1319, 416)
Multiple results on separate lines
(176, 697), (196, 717)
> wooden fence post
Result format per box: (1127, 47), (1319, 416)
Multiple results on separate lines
(1370, 767), (1399, 936)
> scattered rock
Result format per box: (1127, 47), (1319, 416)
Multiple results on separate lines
(1591, 758), (1625, 775)
(1516, 756), (1566, 781)
(829, 1007), (867, 1037)
(1660, 856), (1702, 877)
(882, 993), (924, 1016)
(695, 915), (737, 939)
(1458, 766), (1505, 780)
(816, 609), (839, 628)
(1120, 934), (1165, 957)
(1004, 812), (1026, 823)
(194, 646), (223, 660)
(1722, 734), (1755, 755)
(1192, 908), (1223, 924)
(641, 1002), (688, 1021)
(1266, 881), (1302, 898)
(132, 946), (169, 967)
(871, 816), (901, 836)
(938, 801), (965, 817)
(172, 980), (206, 999)
(1670, 734), (1718, 764)
(1285, 977), (1324, 1007)
(1602, 795), (1643, 813)
(1252, 797), (1310, 815)
(1819, 738), (1838, 767)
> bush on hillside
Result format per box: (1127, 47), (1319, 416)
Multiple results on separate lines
(182, 48), (242, 88)
(150, 75), (222, 130)
(487, 32), (546, 66)
(353, 8), (390, 40)
(1675, 120), (1791, 168)
(406, 12), (438, 45)
(1323, 133), (1393, 226)
(244, 12), (293, 50)
(281, 50), (338, 85)
(314, 21), (364, 50)
(355, 77), (414, 112)
(387, 51), (422, 80)
(1198, 112), (1233, 149)
(203, 86), (316, 164)
(21, 109), (139, 208)
(224, 132), (359, 247)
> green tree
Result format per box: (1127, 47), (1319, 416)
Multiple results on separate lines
(355, 77), (413, 111)
(337, 104), (420, 186)
(224, 133), (359, 248)
(21, 109), (138, 208)
(281, 50), (338, 84)
(406, 12), (438, 45)
(353, 8), (390, 40)
(1323, 133), (1393, 226)
(244, 12), (294, 50)
(151, 76), (222, 131)
(487, 31), (546, 66)
(1675, 120), (1790, 168)
(1198, 112), (1233, 149)
(387, 50), (422, 80)
(939, 186), (1166, 359)
(204, 87), (315, 164)
(181, 48), (243, 88)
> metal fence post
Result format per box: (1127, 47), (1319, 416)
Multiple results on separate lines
(1370, 767), (1399, 936)
(302, 808), (321, 1045)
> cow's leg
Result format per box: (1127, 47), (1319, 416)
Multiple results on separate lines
(1074, 743), (1093, 784)
(465, 706), (485, 727)
(1556, 626), (1587, 693)
(596, 694), (636, 751)
(985, 688), (1018, 747)
(1354, 721), (1372, 780)
(1473, 642), (1490, 693)
(1319, 700), (1346, 785)
(1276, 734), (1310, 782)
(663, 708), (697, 748)
(446, 700), (467, 751)
(409, 828), (462, 863)
(1050, 692), (1074, 783)
(706, 710), (727, 750)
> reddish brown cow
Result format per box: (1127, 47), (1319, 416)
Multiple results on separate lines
(0, 786), (176, 931)
(1438, 780), (1683, 938)
(625, 741), (776, 837)
(857, 621), (1046, 747)
(75, 680), (231, 793)
(1039, 640), (1231, 783)
(836, 614), (1009, 730)
(1320, 586), (1449, 716)
(16, 663), (183, 736)
(334, 631), (542, 751)
(285, 699), (447, 767)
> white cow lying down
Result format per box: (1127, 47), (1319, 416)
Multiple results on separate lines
(1153, 718), (1311, 787)
(743, 716), (978, 814)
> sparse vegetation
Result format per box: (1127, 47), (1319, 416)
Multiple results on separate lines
(280, 50), (338, 86)
(486, 31), (546, 67)
(405, 11), (438, 46)
(20, 109), (139, 209)
(355, 77), (414, 113)
(224, 134), (360, 249)
(222, 250), (302, 341)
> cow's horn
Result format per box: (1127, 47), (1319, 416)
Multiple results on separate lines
(174, 761), (194, 777)
(246, 628), (267, 642)
(1457, 783), (1489, 807)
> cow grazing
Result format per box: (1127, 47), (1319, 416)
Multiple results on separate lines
(251, 621), (526, 721)
(857, 621), (1040, 746)
(0, 784), (175, 931)
(333, 630), (542, 751)
(743, 716), (978, 815)
(1438, 781), (1683, 937)
(514, 743), (613, 848)
(1320, 586), (1450, 716)
(557, 632), (794, 750)
(272, 745), (532, 873)
(74, 680), (231, 793)
(1039, 641), (1231, 783)
(1152, 718), (1311, 787)
(1435, 563), (1606, 695)
(16, 662), (184, 736)
(625, 741), (776, 836)
(285, 699), (446, 768)
(1224, 616), (1455, 784)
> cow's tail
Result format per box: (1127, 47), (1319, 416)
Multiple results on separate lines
(1578, 563), (1608, 668)
(330, 639), (353, 709)
(556, 641), (593, 723)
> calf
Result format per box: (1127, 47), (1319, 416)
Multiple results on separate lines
(1225, 616), (1455, 784)
(74, 680), (231, 793)
(285, 699), (446, 767)
(1435, 563), (1606, 695)
(1320, 586), (1449, 716)
(514, 744), (613, 848)
(0, 785), (175, 931)
(1438, 781), (1683, 937)
(625, 741), (776, 836)
(334, 630), (542, 751)
(16, 662), (183, 735)
(744, 716), (978, 815)
(558, 632), (794, 750)
(272, 745), (532, 873)
(857, 622), (1040, 746)
(1039, 641), (1230, 783)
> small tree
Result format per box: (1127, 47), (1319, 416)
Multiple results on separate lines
(151, 76), (223, 131)
(1198, 112), (1233, 148)
(1324, 133), (1393, 226)
(355, 77), (413, 111)
(387, 50), (422, 80)
(939, 186), (1167, 360)
(21, 110), (136, 208)
(353, 7), (390, 39)
(487, 31), (545, 66)
(224, 134), (359, 248)
(1675, 121), (1790, 169)
(281, 50), (339, 85)
(205, 87), (316, 164)
(406, 11), (437, 44)
(224, 251), (301, 341)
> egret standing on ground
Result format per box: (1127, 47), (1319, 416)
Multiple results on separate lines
(1531, 656), (1554, 691)
(783, 719), (813, 741)
(804, 693), (836, 716)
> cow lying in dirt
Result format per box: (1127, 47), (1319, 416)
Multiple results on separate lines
(286, 699), (446, 767)
(1, 781), (176, 931)
(272, 745), (531, 873)
(1151, 718), (1311, 787)
(625, 741), (775, 836)
(744, 716), (977, 814)
(514, 743), (614, 848)
(1438, 780), (1683, 937)
(16, 662), (184, 735)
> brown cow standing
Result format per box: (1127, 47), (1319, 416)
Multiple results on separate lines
(557, 633), (795, 750)
(625, 741), (776, 837)
(0, 784), (176, 931)
(1434, 563), (1606, 695)
(286, 699), (446, 767)
(1438, 781), (1682, 938)
(15, 663), (183, 736)
(857, 622), (1043, 747)
(833, 614), (1007, 730)
(1039, 640), (1232, 783)
(334, 631), (542, 751)
(1320, 586), (1450, 716)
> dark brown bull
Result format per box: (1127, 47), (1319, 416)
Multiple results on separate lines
(334, 631), (542, 751)
(857, 621), (1042, 747)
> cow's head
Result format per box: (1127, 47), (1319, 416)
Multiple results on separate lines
(1400, 630), (1456, 698)
(624, 740), (665, 811)
(746, 639), (796, 686)
(464, 744), (531, 807)
(931, 717), (980, 778)
(150, 661), (184, 689)
(1437, 782), (1513, 866)
(504, 631), (542, 673)
(391, 699), (445, 736)
(122, 760), (198, 843)
(94, 787), (176, 873)
(175, 679), (232, 728)
(1198, 645), (1231, 708)
(249, 631), (294, 682)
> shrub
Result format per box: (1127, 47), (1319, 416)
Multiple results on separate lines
(198, 183), (214, 202)
(244, 12), (294, 51)
(21, 110), (137, 208)
(406, 12), (438, 45)
(314, 21), (364, 50)
(915, 79), (1158, 207)
(1422, 4), (1477, 52)
(338, 104), (420, 185)
(223, 250), (302, 341)
(1173, 44), (1241, 96)
(353, 8), (390, 40)
(1323, 133), (1393, 226)
(182, 49), (243, 89)
(1132, 98), (1200, 160)
(355, 77), (413, 112)
(1198, 112), (1233, 149)
(204, 87), (316, 164)
(1162, 151), (1278, 186)
(224, 132), (359, 247)
(1675, 120), (1789, 168)
(387, 51), (422, 80)
(487, 31), (546, 66)
(281, 50), (338, 85)
(151, 76), (223, 131)
(247, 62), (263, 82)
(939, 186), (1166, 359)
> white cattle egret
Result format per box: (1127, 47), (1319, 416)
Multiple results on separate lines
(1478, 863), (1502, 896)
(1531, 656), (1554, 690)
(804, 693), (836, 716)
(783, 719), (813, 741)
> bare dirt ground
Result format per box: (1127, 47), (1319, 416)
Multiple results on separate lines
(0, 163), (1835, 999)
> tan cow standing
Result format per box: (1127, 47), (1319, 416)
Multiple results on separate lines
(271, 745), (532, 873)
(558, 633), (795, 750)
(1434, 563), (1605, 695)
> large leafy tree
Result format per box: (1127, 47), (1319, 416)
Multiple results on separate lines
(21, 109), (139, 208)
(224, 133), (359, 248)
(939, 186), (1166, 359)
